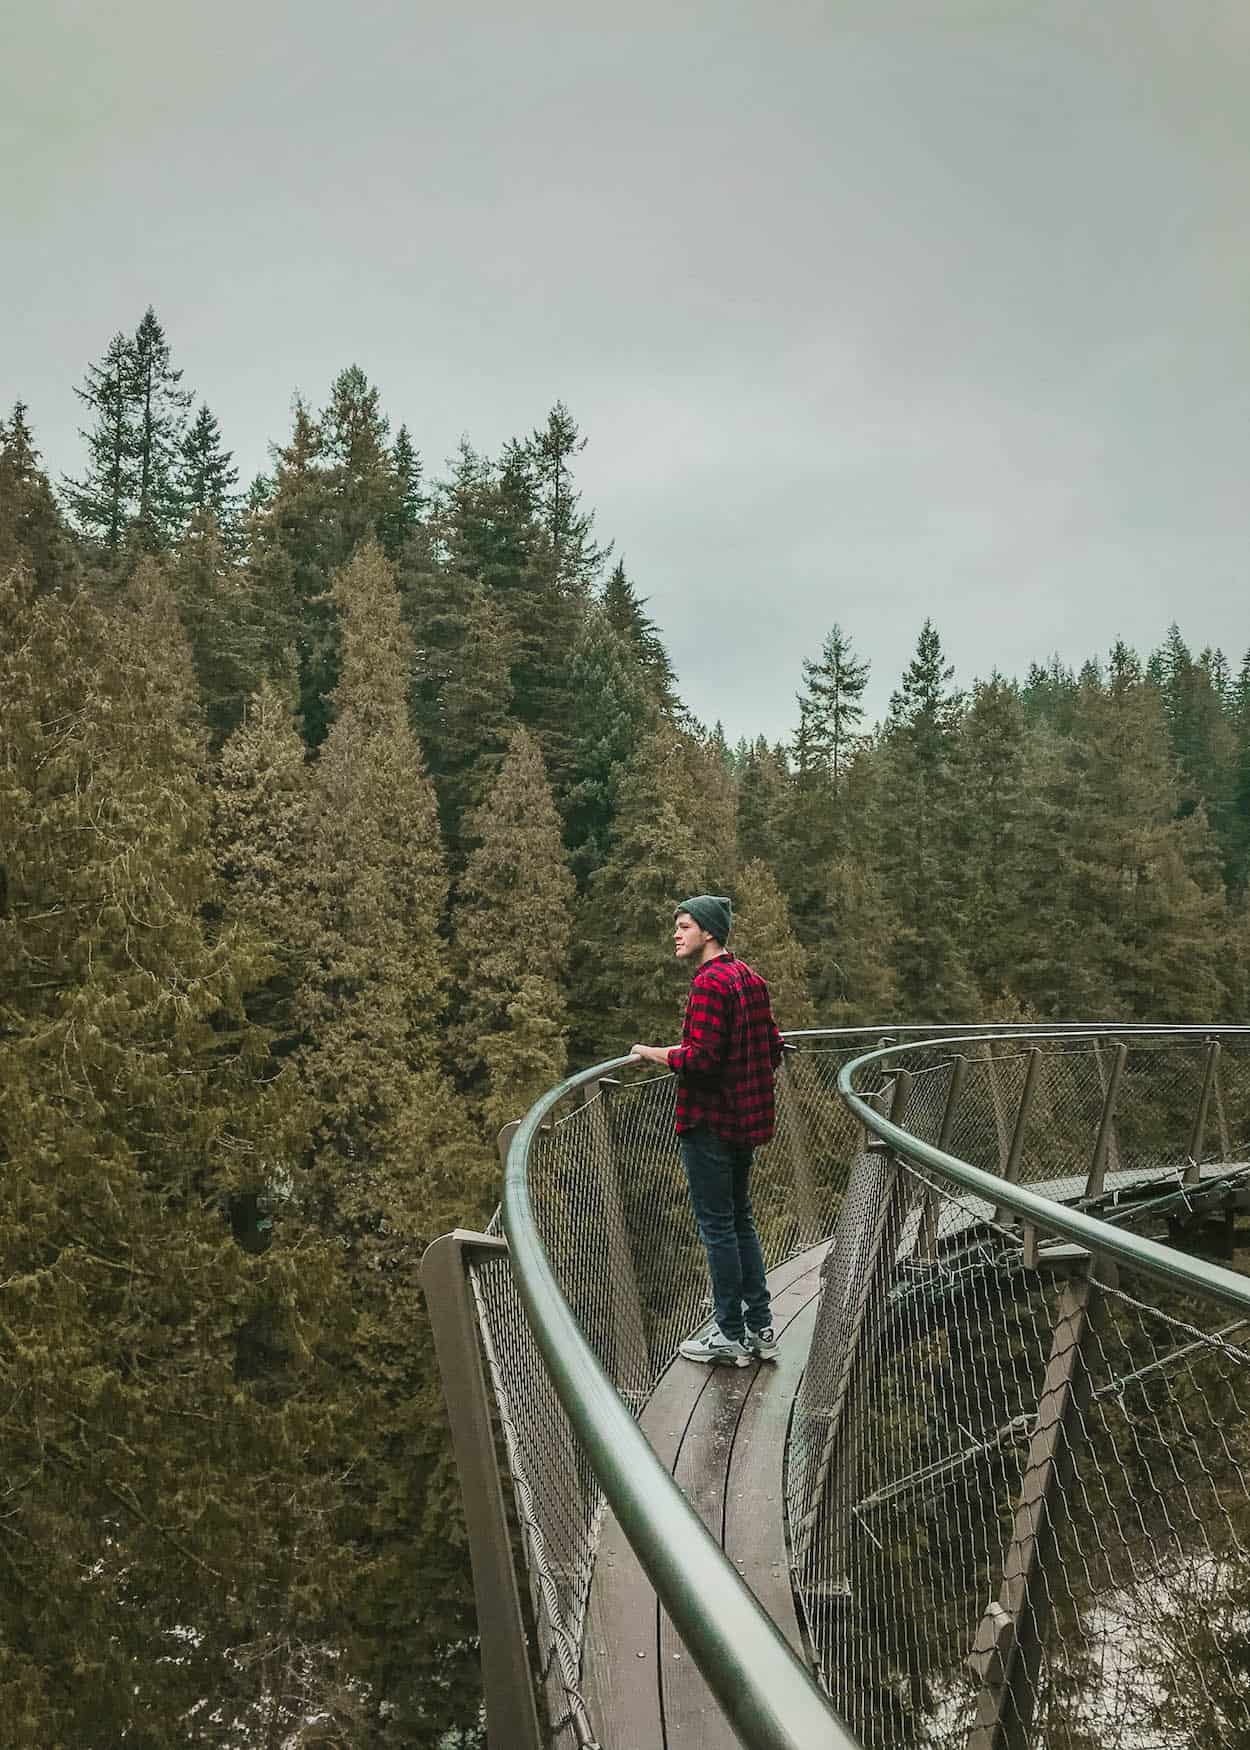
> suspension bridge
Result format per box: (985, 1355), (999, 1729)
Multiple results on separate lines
(422, 1026), (1250, 1749)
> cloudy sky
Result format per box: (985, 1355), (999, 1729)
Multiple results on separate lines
(6, 1), (1249, 740)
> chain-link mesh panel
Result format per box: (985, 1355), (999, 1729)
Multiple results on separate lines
(453, 1027), (1250, 1747)
(465, 1030), (922, 1746)
(795, 1033), (1250, 1750)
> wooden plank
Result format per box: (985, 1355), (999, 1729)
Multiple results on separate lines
(581, 1243), (828, 1747)
(724, 1293), (822, 1653)
(658, 1265), (828, 1746)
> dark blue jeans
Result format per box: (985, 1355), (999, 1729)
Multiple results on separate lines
(678, 1126), (772, 1343)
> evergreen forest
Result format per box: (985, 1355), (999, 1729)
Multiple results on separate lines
(3, 310), (1250, 1745)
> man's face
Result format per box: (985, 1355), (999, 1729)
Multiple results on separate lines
(674, 911), (714, 961)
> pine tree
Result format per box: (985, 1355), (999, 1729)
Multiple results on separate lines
(1021, 655), (1079, 734)
(453, 728), (575, 1134)
(401, 513), (517, 854)
(955, 674), (1037, 1001)
(0, 556), (348, 1744)
(736, 737), (789, 869)
(1021, 657), (1227, 1017)
(212, 675), (310, 1043)
(573, 723), (709, 1058)
(822, 849), (900, 1022)
(245, 398), (334, 741)
(437, 436), (585, 793)
(131, 306), (193, 547)
(177, 401), (241, 546)
(1230, 649), (1250, 892)
(561, 604), (654, 883)
(321, 363), (400, 558)
(526, 400), (606, 593)
(62, 330), (138, 555)
(601, 558), (678, 708)
(379, 421), (425, 559)
(798, 622), (869, 789)
(294, 540), (488, 1739)
(877, 620), (976, 1019)
(169, 508), (266, 742)
(689, 725), (740, 891)
(731, 859), (815, 1028)
(0, 401), (74, 589)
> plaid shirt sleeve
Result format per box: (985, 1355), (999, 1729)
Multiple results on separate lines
(666, 974), (731, 1078)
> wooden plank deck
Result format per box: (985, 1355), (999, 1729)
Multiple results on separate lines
(581, 1243), (828, 1749)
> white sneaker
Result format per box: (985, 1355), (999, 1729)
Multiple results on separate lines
(743, 1326), (779, 1361)
(679, 1327), (750, 1368)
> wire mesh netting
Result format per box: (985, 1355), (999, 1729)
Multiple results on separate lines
(446, 1027), (1250, 1748)
(790, 1033), (1250, 1750)
(466, 1028), (914, 1745)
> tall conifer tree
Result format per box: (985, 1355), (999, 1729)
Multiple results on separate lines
(177, 401), (241, 546)
(574, 724), (709, 1057)
(877, 620), (976, 1018)
(0, 401), (73, 589)
(62, 330), (138, 555)
(562, 605), (655, 884)
(0, 557), (345, 1744)
(453, 728), (575, 1134)
(601, 558), (678, 708)
(296, 541), (487, 1738)
(798, 622), (869, 789)
(131, 307), (192, 547)
(731, 859), (815, 1028)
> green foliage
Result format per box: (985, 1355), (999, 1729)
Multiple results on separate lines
(731, 859), (815, 1028)
(0, 401), (75, 590)
(878, 619), (977, 1019)
(178, 402), (242, 548)
(453, 728), (575, 1135)
(798, 622), (869, 788)
(0, 559), (346, 1745)
(62, 329), (140, 555)
(574, 723), (711, 1056)
(601, 558), (678, 709)
(561, 605), (655, 883)
(169, 507), (267, 742)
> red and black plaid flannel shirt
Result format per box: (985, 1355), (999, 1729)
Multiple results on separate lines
(666, 952), (785, 1147)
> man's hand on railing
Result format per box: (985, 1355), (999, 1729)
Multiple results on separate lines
(629, 1043), (676, 1066)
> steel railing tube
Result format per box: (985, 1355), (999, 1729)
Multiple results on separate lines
(839, 1029), (1250, 1317)
(503, 1054), (860, 1750)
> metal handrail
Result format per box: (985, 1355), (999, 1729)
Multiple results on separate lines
(502, 1022), (1250, 1747)
(502, 1054), (861, 1750)
(839, 1027), (1250, 1315)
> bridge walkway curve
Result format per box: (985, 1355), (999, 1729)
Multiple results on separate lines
(582, 1244), (828, 1748)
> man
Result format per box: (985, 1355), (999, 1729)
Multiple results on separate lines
(631, 895), (785, 1368)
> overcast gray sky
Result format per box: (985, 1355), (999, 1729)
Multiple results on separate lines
(6, 1), (1249, 741)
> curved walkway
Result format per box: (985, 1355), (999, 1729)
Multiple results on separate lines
(581, 1244), (829, 1749)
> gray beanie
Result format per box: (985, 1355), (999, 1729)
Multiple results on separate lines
(676, 895), (733, 944)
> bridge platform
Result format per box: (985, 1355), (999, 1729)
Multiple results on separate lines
(582, 1243), (830, 1749)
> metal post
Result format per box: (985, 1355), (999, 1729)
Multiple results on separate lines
(1086, 1040), (1128, 1200)
(579, 1076), (652, 1403)
(420, 1230), (545, 1750)
(793, 1072), (913, 1564)
(775, 1050), (823, 1244)
(1185, 1039), (1221, 1188)
(984, 1042), (1014, 1175)
(995, 1047), (1042, 1230)
(967, 1269), (1099, 1750)
(920, 1055), (967, 1259)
